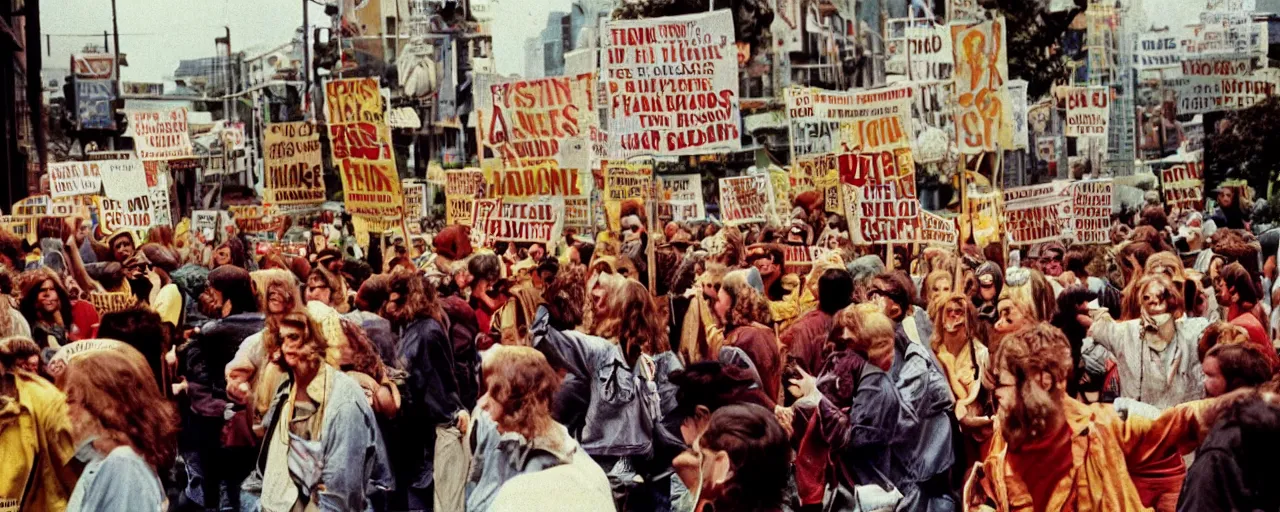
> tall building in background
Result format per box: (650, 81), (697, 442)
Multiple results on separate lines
(0, 0), (43, 204)
(524, 37), (544, 78)
(540, 11), (568, 77)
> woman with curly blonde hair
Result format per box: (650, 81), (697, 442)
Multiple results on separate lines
(58, 345), (177, 511)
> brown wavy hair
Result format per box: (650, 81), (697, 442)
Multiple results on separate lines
(988, 324), (1073, 449)
(383, 269), (445, 328)
(1121, 273), (1185, 321)
(57, 345), (179, 469)
(481, 346), (561, 441)
(595, 280), (669, 366)
(721, 272), (772, 331)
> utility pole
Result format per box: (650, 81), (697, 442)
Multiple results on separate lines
(216, 26), (234, 122)
(110, 0), (120, 77)
(303, 0), (310, 91)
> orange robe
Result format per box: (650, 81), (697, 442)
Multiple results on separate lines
(964, 396), (1212, 512)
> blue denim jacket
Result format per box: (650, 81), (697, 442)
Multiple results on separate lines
(531, 306), (657, 457)
(890, 331), (956, 511)
(242, 367), (394, 511)
(465, 410), (581, 511)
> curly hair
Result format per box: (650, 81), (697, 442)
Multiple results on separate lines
(338, 318), (394, 382)
(721, 274), (772, 331)
(595, 279), (668, 366)
(251, 269), (302, 317)
(57, 345), (179, 469)
(543, 265), (586, 330)
(988, 324), (1074, 449)
(481, 346), (561, 442)
(264, 308), (328, 362)
(383, 269), (445, 328)
(1122, 273), (1184, 321)
(1199, 321), (1253, 362)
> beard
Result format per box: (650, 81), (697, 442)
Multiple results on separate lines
(1001, 379), (1064, 450)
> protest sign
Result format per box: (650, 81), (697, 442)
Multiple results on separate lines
(74, 79), (116, 130)
(403, 181), (427, 221)
(1009, 80), (1029, 149)
(0, 216), (31, 243)
(951, 17), (1012, 153)
(12, 195), (49, 217)
(125, 108), (194, 160)
(602, 10), (742, 157)
(565, 196), (593, 228)
(839, 148), (920, 244)
(445, 169), (487, 226)
(886, 21), (954, 81)
(765, 168), (791, 225)
(781, 245), (827, 273)
(71, 53), (115, 80)
(473, 196), (565, 246)
(89, 291), (138, 315)
(476, 73), (595, 199)
(50, 197), (89, 219)
(919, 210), (958, 247)
(48, 162), (102, 198)
(99, 159), (148, 201)
(966, 192), (1003, 248)
(603, 162), (655, 229)
(150, 172), (172, 227)
(228, 205), (286, 237)
(1174, 59), (1277, 114)
(1071, 180), (1113, 245)
(192, 210), (220, 240)
(785, 85), (914, 159)
(719, 175), (773, 226)
(1135, 31), (1181, 69)
(1003, 182), (1073, 245)
(1064, 86), (1111, 137)
(95, 195), (153, 232)
(263, 122), (326, 206)
(324, 77), (404, 219)
(658, 174), (705, 222)
(1159, 152), (1205, 213)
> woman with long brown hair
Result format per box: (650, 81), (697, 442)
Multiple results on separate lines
(58, 345), (177, 511)
(466, 346), (612, 511)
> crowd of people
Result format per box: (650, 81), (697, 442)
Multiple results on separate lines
(3, 188), (1280, 512)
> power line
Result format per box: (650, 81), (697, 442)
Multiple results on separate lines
(44, 32), (161, 36)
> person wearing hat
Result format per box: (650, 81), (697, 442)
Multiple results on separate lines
(104, 230), (137, 264)
(430, 225), (473, 278)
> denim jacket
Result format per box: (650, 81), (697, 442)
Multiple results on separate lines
(890, 331), (956, 484)
(465, 410), (581, 511)
(242, 366), (394, 511)
(531, 306), (657, 457)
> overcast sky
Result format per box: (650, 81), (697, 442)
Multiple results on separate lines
(40, 0), (572, 82)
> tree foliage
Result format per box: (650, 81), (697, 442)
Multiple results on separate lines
(1205, 97), (1280, 196)
(983, 0), (1084, 99)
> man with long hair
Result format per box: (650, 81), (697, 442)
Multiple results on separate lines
(965, 324), (1234, 511)
(780, 268), (854, 376)
(382, 270), (467, 512)
(241, 308), (392, 510)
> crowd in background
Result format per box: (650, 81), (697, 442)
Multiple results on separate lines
(3, 185), (1280, 512)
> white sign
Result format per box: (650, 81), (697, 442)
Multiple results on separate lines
(659, 174), (705, 221)
(124, 108), (194, 160)
(48, 161), (103, 198)
(1064, 86), (1111, 137)
(602, 10), (742, 157)
(99, 159), (148, 200)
